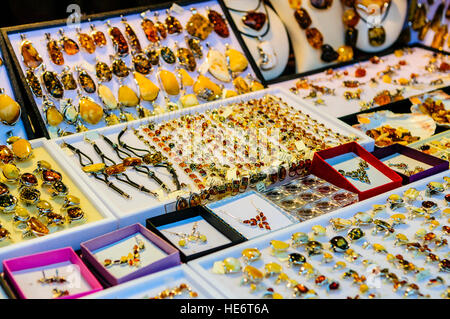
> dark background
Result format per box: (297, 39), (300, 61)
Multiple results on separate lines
(0, 0), (168, 28)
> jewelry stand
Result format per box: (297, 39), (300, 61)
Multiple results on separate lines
(270, 0), (344, 73)
(223, 0), (290, 80)
(354, 0), (407, 52)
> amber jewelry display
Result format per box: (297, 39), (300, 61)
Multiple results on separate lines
(162, 222), (207, 248)
(148, 283), (198, 299)
(19, 34), (43, 69)
(217, 207), (271, 230)
(44, 33), (64, 66)
(37, 269), (67, 285)
(103, 237), (145, 268)
(338, 160), (371, 184)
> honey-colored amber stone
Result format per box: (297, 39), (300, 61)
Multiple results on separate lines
(431, 24), (448, 50)
(159, 70), (180, 95)
(146, 47), (160, 65)
(233, 76), (250, 94)
(20, 39), (43, 69)
(28, 217), (49, 236)
(82, 163), (106, 173)
(141, 19), (159, 42)
(265, 262), (282, 275)
(165, 14), (183, 34)
(25, 69), (42, 98)
(178, 69), (194, 87)
(109, 26), (129, 57)
(91, 29), (107, 47)
(98, 84), (118, 110)
(226, 48), (248, 73)
(11, 138), (32, 160)
(78, 32), (96, 54)
(242, 248), (261, 262)
(46, 37), (64, 66)
(105, 163), (126, 176)
(132, 53), (152, 75)
(0, 93), (21, 125)
(177, 48), (196, 72)
(118, 85), (140, 107)
(337, 45), (353, 62)
(270, 240), (290, 252)
(186, 13), (213, 40)
(2, 163), (19, 180)
(305, 28), (323, 49)
(61, 71), (77, 90)
(224, 89), (238, 98)
(42, 169), (62, 184)
(343, 9), (359, 28)
(61, 36), (80, 55)
(243, 265), (264, 282)
(112, 58), (130, 78)
(95, 61), (112, 82)
(123, 157), (142, 167)
(42, 71), (64, 99)
(0, 145), (13, 163)
(373, 90), (391, 105)
(79, 97), (103, 125)
(355, 67), (366, 77)
(193, 75), (222, 101)
(45, 105), (64, 127)
(134, 72), (159, 102)
(123, 22), (142, 53)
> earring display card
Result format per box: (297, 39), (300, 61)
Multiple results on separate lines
(84, 264), (223, 299)
(260, 175), (358, 222)
(269, 46), (450, 118)
(311, 142), (403, 200)
(81, 223), (180, 286)
(146, 206), (246, 262)
(207, 191), (296, 240)
(190, 171), (450, 299)
(371, 143), (449, 184)
(3, 247), (102, 299)
(3, 0), (259, 139)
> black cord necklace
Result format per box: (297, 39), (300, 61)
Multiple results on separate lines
(225, 0), (271, 39)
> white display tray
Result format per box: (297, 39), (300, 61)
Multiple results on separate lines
(50, 87), (374, 227)
(189, 170), (449, 299)
(269, 47), (450, 118)
(6, 0), (257, 138)
(0, 138), (117, 272)
(84, 264), (224, 299)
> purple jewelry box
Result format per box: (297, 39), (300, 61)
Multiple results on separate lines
(2, 247), (102, 299)
(80, 223), (181, 287)
(371, 143), (449, 184)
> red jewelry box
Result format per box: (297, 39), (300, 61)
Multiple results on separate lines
(310, 142), (403, 201)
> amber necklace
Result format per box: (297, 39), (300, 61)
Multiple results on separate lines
(225, 0), (268, 32)
(353, 0), (392, 47)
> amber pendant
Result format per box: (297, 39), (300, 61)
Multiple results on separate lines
(90, 24), (107, 47)
(310, 0), (333, 10)
(43, 97), (63, 127)
(165, 10), (183, 34)
(60, 68), (77, 91)
(58, 29), (79, 55)
(242, 11), (266, 31)
(411, 4), (427, 31)
(132, 53), (152, 75)
(295, 8), (312, 29)
(60, 98), (79, 124)
(418, 21), (431, 41)
(111, 57), (130, 78)
(107, 23), (129, 57)
(45, 33), (64, 66)
(431, 24), (448, 50)
(186, 10), (213, 40)
(95, 60), (112, 82)
(408, 0), (418, 22)
(122, 17), (142, 53)
(368, 26), (386, 47)
(154, 12), (168, 39)
(186, 37), (203, 59)
(345, 27), (358, 47)
(321, 44), (339, 62)
(76, 67), (96, 94)
(20, 34), (43, 69)
(160, 46), (176, 64)
(41, 69), (64, 99)
(207, 9), (229, 38)
(430, 2), (445, 31)
(140, 12), (160, 43)
(25, 69), (43, 98)
(176, 47), (197, 72)
(76, 28), (96, 54)
(305, 27), (324, 49)
(146, 46), (160, 65)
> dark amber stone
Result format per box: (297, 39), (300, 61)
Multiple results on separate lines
(355, 67), (366, 77)
(176, 47), (196, 72)
(328, 282), (340, 290)
(306, 28), (324, 49)
(186, 37), (203, 59)
(345, 27), (358, 47)
(42, 70), (64, 99)
(61, 70), (77, 90)
(368, 26), (386, 47)
(77, 69), (96, 94)
(20, 187), (40, 204)
(25, 69), (43, 98)
(189, 193), (201, 207)
(155, 19), (167, 39)
(0, 227), (9, 238)
(0, 194), (16, 209)
(289, 253), (306, 265)
(20, 173), (38, 186)
(165, 14), (183, 34)
(348, 228), (364, 241)
(112, 58), (130, 78)
(132, 53), (152, 75)
(123, 21), (142, 53)
(176, 197), (188, 211)
(330, 236), (349, 252)
(95, 61), (112, 82)
(278, 166), (287, 181)
(78, 32), (96, 54)
(0, 182), (9, 196)
(51, 181), (69, 197)
(430, 2), (444, 31)
(20, 39), (43, 69)
(123, 157), (142, 167)
(141, 19), (159, 42)
(411, 4), (427, 31)
(294, 8), (312, 29)
(0, 145), (14, 164)
(146, 47), (160, 65)
(321, 44), (339, 62)
(105, 163), (126, 176)
(46, 36), (64, 66)
(161, 46), (176, 64)
(242, 11), (266, 31)
(310, 0), (333, 10)
(109, 26), (129, 57)
(67, 206), (84, 221)
(207, 9), (229, 38)
(42, 169), (62, 184)
(186, 13), (213, 40)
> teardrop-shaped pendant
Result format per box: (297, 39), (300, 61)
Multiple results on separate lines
(107, 22), (129, 57)
(418, 21), (431, 41)
(0, 89), (21, 126)
(411, 4), (428, 31)
(121, 16), (142, 53)
(60, 98), (79, 124)
(90, 24), (107, 47)
(76, 28), (96, 54)
(146, 46), (160, 65)
(79, 96), (104, 125)
(60, 67), (77, 91)
(431, 24), (448, 50)
(19, 34), (43, 69)
(368, 26), (386, 47)
(132, 53), (152, 75)
(160, 46), (176, 64)
(76, 67), (96, 94)
(186, 9), (213, 40)
(140, 12), (160, 43)
(176, 46), (197, 72)
(95, 60), (113, 82)
(43, 97), (63, 127)
(165, 10), (183, 34)
(430, 2), (445, 31)
(58, 29), (79, 55)
(111, 57), (130, 78)
(154, 12), (168, 39)
(45, 33), (64, 65)
(408, 0), (418, 22)
(242, 11), (266, 31)
(41, 69), (64, 99)
(207, 9), (229, 38)
(186, 37), (203, 59)
(25, 69), (43, 98)
(98, 84), (118, 110)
